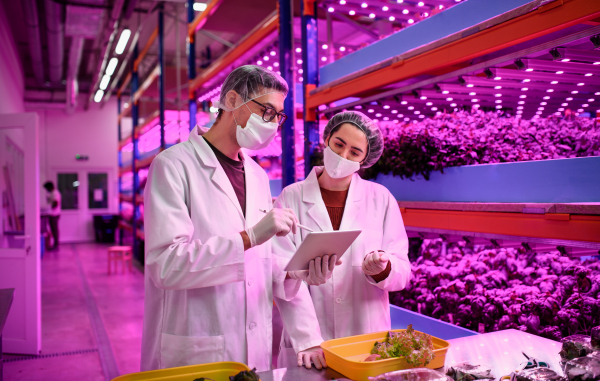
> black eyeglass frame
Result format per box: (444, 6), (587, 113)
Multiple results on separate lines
(251, 99), (288, 127)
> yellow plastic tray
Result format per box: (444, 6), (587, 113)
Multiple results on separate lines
(112, 361), (252, 381)
(321, 329), (451, 381)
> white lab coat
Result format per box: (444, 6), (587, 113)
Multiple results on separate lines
(274, 167), (411, 367)
(141, 127), (322, 372)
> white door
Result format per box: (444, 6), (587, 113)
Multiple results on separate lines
(0, 113), (41, 355)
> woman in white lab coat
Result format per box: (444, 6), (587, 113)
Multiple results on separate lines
(274, 111), (412, 368)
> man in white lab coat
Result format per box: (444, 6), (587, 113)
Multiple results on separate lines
(141, 66), (333, 372)
(274, 111), (412, 368)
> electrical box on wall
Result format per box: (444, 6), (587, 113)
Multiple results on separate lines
(75, 154), (89, 161)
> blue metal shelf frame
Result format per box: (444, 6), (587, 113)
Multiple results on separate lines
(279, 0), (296, 187)
(187, 0), (197, 131)
(117, 96), (123, 245)
(301, 0), (319, 178)
(158, 3), (166, 151)
(131, 44), (140, 258)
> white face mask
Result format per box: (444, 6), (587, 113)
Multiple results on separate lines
(323, 145), (361, 178)
(233, 104), (278, 150)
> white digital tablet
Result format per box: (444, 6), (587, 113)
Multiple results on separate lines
(283, 230), (362, 271)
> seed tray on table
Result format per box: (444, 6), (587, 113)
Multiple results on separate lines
(321, 329), (451, 381)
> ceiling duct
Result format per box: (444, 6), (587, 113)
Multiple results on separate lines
(21, 0), (45, 85)
(44, 0), (65, 85)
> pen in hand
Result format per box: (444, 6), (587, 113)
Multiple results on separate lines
(259, 209), (314, 232)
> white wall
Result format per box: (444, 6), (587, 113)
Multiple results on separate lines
(0, 0), (24, 114)
(31, 97), (119, 242)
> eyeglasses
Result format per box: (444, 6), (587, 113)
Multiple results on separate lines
(251, 100), (288, 127)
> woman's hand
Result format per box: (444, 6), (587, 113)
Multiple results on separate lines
(297, 345), (327, 369)
(288, 255), (342, 285)
(362, 250), (389, 276)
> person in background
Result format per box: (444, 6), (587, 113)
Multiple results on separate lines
(43, 181), (61, 250)
(141, 65), (337, 372)
(273, 111), (412, 368)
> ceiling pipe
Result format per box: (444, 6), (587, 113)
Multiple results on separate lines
(123, 0), (140, 19)
(66, 37), (85, 114)
(85, 0), (127, 110)
(44, 0), (65, 85)
(21, 0), (45, 85)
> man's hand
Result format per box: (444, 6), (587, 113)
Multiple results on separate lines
(288, 254), (342, 285)
(362, 250), (389, 276)
(245, 208), (298, 248)
(297, 346), (327, 370)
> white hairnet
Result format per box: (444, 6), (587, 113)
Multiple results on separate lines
(323, 111), (384, 168)
(212, 65), (288, 111)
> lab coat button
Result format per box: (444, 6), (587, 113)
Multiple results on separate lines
(247, 280), (252, 286)
(336, 298), (342, 304)
(249, 323), (257, 330)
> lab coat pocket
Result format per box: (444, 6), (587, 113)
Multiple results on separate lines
(351, 229), (383, 267)
(160, 333), (224, 369)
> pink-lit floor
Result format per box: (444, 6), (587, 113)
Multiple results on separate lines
(3, 243), (145, 380)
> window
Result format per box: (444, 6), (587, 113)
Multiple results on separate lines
(88, 173), (108, 209)
(57, 173), (79, 210)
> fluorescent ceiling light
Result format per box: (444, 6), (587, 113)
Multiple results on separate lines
(115, 29), (131, 55)
(193, 2), (207, 11)
(106, 58), (118, 75)
(99, 74), (111, 90)
(94, 90), (104, 103)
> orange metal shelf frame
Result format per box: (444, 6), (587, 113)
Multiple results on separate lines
(188, 0), (224, 42)
(400, 208), (600, 244)
(306, 0), (600, 111)
(188, 11), (279, 97)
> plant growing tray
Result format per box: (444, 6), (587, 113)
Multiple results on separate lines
(321, 329), (451, 381)
(112, 361), (252, 381)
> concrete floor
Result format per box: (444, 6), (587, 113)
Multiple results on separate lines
(2, 242), (284, 380)
(3, 243), (145, 380)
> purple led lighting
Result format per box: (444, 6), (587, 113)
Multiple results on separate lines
(538, 107), (544, 110)
(322, 44), (328, 50)
(495, 100), (502, 104)
(340, 46), (346, 52)
(404, 117), (410, 121)
(583, 103), (589, 107)
(561, 103), (568, 106)
(389, 16), (395, 21)
(446, 97), (453, 101)
(298, 77), (303, 82)
(439, 5), (444, 9)
(420, 96), (427, 100)
(589, 98), (595, 102)
(442, 90), (450, 94)
(295, 48), (301, 53)
(567, 97), (573, 101)
(494, 76), (502, 80)
(431, 107), (438, 110)
(577, 82), (585, 86)
(585, 73), (593, 76)
(297, 59), (302, 64)
(419, 115), (425, 118)
(596, 92), (600, 95)
(402, 9), (409, 14)
(558, 108), (564, 111)
(540, 102), (547, 105)
(398, 113), (404, 117)
(361, 2), (367, 7)
(471, 99), (479, 102)
(263, 56), (269, 61)
(270, 51), (276, 56)
(321, 57), (327, 61)
(370, 13), (376, 18)
(408, 106), (414, 110)
(368, 109), (374, 113)
(543, 96), (550, 100)
(561, 59), (570, 62)
(525, 69), (534, 72)
(546, 89), (554, 92)
(328, 6), (334, 12)
(383, 105), (390, 109)
(267, 66), (273, 70)
(274, 62), (279, 67)
(577, 108), (584, 112)
(494, 86), (502, 89)
(450, 103), (457, 107)
(517, 106), (524, 110)
(257, 60), (263, 65)
(518, 101), (525, 104)
(496, 105), (502, 109)
(551, 81), (558, 84)
(408, 19), (414, 23)
(391, 110), (398, 114)
(469, 92), (476, 96)
(401, 101), (407, 105)
(556, 71), (564, 74)
(340, 0), (346, 3)
(298, 69), (303, 74)
(571, 91), (578, 94)
(414, 110), (420, 114)
(383, 117), (389, 121)
(426, 102), (432, 106)
(349, 10), (356, 15)
(382, 5), (389, 11)
(376, 113), (382, 117)
(521, 88), (528, 91)
(523, 79), (530, 82)
(424, 12), (429, 17)
(355, 105), (362, 109)
(495, 94), (502, 97)
(466, 84), (474, 88)
(397, 0), (403, 3)
(417, 1), (424, 6)
(520, 95), (527, 98)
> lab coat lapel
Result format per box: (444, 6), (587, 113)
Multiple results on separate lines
(303, 167), (333, 232)
(242, 152), (261, 227)
(338, 173), (363, 231)
(188, 127), (244, 220)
